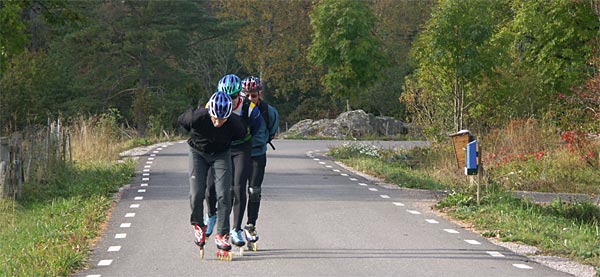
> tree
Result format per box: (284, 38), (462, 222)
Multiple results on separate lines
(0, 1), (28, 73)
(403, 0), (504, 134)
(501, 0), (598, 101)
(63, 1), (221, 136)
(308, 0), (386, 103)
(367, 0), (433, 117)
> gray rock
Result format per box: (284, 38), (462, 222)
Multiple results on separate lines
(281, 110), (408, 139)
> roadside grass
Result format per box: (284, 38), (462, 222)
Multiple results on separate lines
(0, 114), (158, 276)
(328, 120), (600, 271)
(0, 161), (134, 276)
(437, 188), (600, 268)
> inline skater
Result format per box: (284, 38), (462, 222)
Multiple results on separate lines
(178, 91), (246, 260)
(241, 76), (279, 251)
(205, 74), (263, 255)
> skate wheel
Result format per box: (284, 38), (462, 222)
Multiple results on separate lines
(216, 250), (233, 261)
(239, 247), (244, 256)
(247, 242), (258, 251)
(199, 248), (204, 259)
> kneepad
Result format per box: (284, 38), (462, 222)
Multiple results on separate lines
(248, 187), (261, 202)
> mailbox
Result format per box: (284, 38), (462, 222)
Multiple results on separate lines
(465, 140), (478, 175)
(450, 130), (478, 175)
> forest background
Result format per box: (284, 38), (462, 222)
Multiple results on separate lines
(1, 0), (599, 140)
(1, 0), (600, 275)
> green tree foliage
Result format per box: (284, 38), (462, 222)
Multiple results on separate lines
(368, 0), (433, 117)
(215, 0), (333, 125)
(403, 0), (506, 136)
(471, 0), (599, 131)
(0, 1), (28, 72)
(62, 1), (220, 136)
(0, 1), (82, 132)
(308, 0), (386, 100)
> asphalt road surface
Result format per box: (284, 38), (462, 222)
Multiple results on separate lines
(76, 139), (570, 277)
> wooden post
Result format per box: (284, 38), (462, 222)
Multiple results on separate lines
(0, 137), (9, 199)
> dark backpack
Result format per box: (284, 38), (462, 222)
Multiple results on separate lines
(244, 98), (275, 149)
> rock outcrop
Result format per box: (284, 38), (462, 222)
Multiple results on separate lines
(281, 110), (408, 139)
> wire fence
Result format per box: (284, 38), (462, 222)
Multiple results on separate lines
(0, 119), (71, 200)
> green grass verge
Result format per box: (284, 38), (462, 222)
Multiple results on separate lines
(0, 160), (134, 276)
(438, 189), (600, 269)
(336, 156), (445, 190)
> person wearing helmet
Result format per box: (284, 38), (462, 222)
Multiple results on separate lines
(178, 91), (246, 260)
(204, 74), (263, 252)
(241, 76), (279, 251)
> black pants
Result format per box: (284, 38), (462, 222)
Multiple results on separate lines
(206, 147), (250, 231)
(246, 153), (266, 226)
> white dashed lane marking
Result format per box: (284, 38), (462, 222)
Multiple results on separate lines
(108, 246), (121, 252)
(513, 264), (533, 269)
(120, 223), (131, 228)
(125, 213), (135, 218)
(307, 148), (532, 274)
(134, 196), (143, 200)
(115, 233), (126, 239)
(98, 260), (113, 266)
(138, 189), (146, 193)
(486, 251), (505, 257)
(141, 183), (148, 187)
(130, 204), (140, 208)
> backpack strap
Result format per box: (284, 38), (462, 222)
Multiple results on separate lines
(258, 100), (270, 130)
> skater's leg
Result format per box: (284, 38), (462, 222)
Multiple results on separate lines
(189, 147), (209, 226)
(205, 167), (218, 216)
(246, 153), (266, 226)
(231, 149), (249, 231)
(213, 150), (233, 236)
(204, 167), (218, 236)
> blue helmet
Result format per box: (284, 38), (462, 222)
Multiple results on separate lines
(217, 74), (242, 95)
(207, 91), (233, 119)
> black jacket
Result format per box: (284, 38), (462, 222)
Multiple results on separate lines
(178, 107), (247, 154)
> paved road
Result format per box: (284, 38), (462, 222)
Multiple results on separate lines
(76, 139), (569, 277)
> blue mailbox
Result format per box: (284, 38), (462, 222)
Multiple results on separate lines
(465, 140), (478, 175)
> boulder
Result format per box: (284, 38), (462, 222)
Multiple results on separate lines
(281, 110), (408, 139)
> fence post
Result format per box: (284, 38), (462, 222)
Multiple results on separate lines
(0, 137), (9, 199)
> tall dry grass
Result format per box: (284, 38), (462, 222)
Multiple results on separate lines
(69, 115), (134, 162)
(482, 119), (599, 193)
